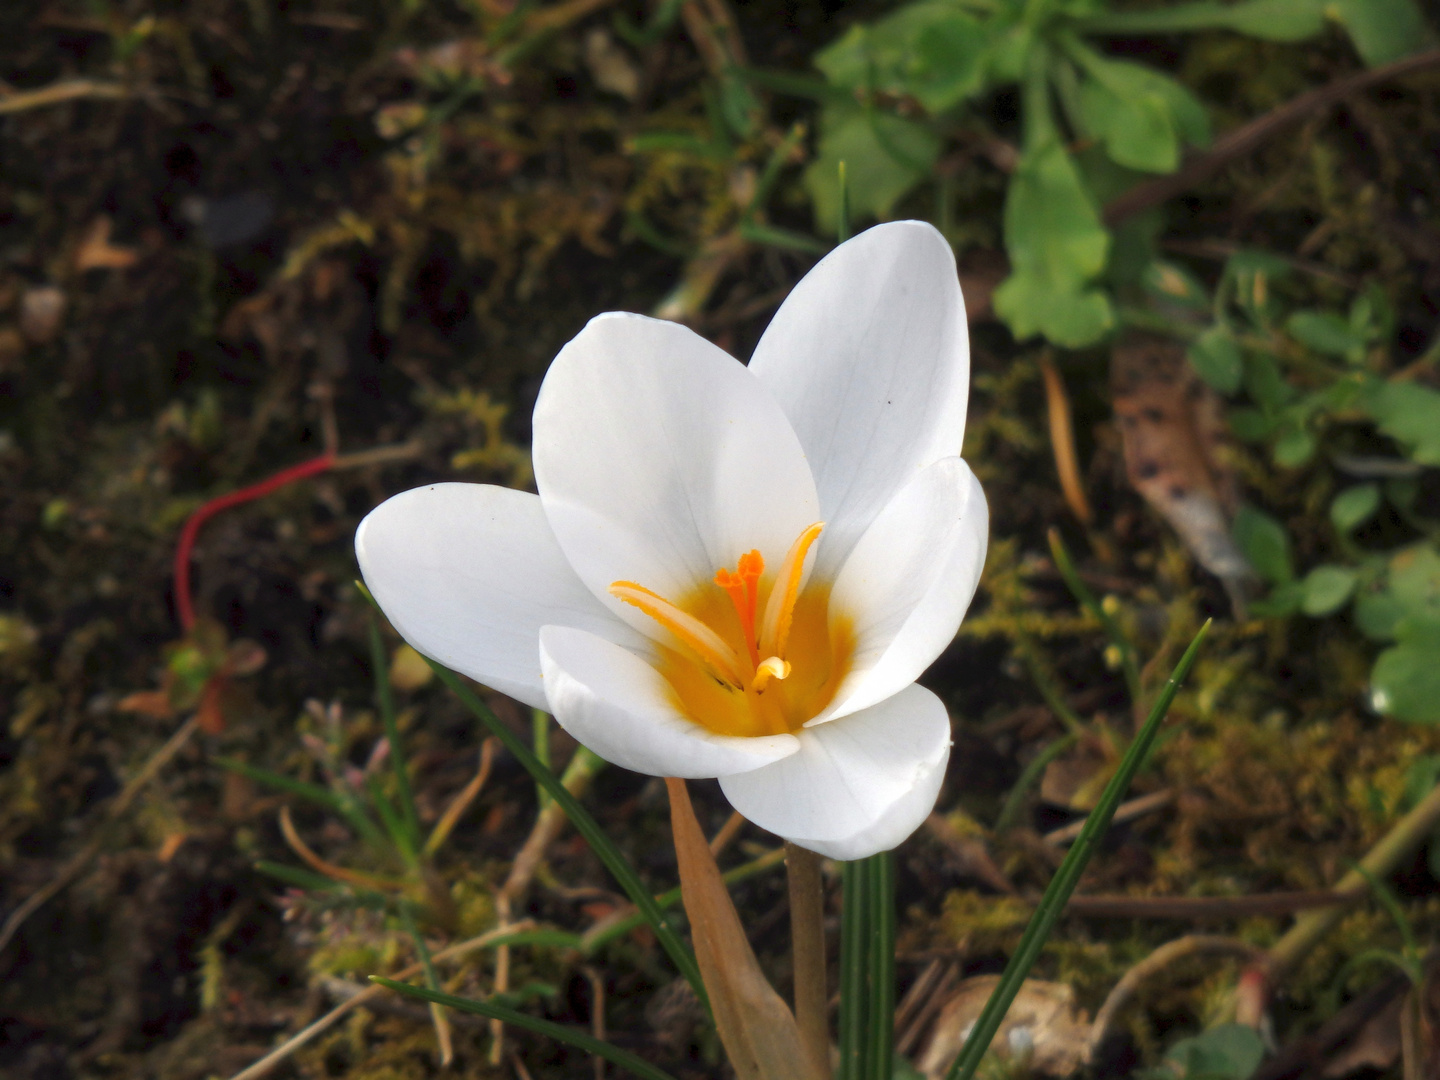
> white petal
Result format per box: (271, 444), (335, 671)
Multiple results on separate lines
(533, 313), (819, 639)
(749, 222), (970, 578)
(539, 626), (800, 779)
(820, 458), (987, 723)
(356, 483), (645, 711)
(719, 684), (951, 857)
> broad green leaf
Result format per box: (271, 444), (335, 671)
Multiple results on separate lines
(1287, 310), (1368, 358)
(1075, 0), (1324, 38)
(1250, 580), (1304, 618)
(1330, 483), (1380, 532)
(1333, 0), (1434, 66)
(993, 140), (1114, 346)
(1227, 407), (1272, 442)
(1301, 565), (1358, 617)
(1233, 504), (1293, 585)
(1078, 74), (1179, 173)
(1356, 589), (1406, 640)
(1388, 545), (1440, 623)
(1371, 619), (1440, 724)
(1162, 1023), (1266, 1079)
(1069, 51), (1209, 170)
(813, 1), (1007, 112)
(1242, 351), (1294, 413)
(1366, 381), (1440, 465)
(1187, 327), (1244, 393)
(804, 109), (940, 230)
(1273, 424), (1317, 467)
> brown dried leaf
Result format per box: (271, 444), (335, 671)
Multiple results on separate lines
(19, 285), (65, 343)
(74, 216), (139, 271)
(1111, 333), (1253, 610)
(666, 777), (823, 1080)
(917, 976), (1090, 1079)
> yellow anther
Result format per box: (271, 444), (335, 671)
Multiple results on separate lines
(758, 522), (824, 661)
(609, 581), (747, 689)
(749, 656), (791, 693)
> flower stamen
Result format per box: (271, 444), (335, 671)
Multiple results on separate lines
(609, 581), (747, 689)
(749, 655), (791, 692)
(714, 549), (764, 666)
(758, 522), (824, 662)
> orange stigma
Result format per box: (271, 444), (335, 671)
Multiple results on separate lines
(608, 522), (849, 739)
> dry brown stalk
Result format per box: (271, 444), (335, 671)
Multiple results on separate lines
(226, 920), (536, 1080)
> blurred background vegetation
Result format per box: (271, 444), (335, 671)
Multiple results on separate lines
(4, 0), (1440, 1076)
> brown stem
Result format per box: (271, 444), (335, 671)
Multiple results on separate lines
(785, 842), (832, 1080)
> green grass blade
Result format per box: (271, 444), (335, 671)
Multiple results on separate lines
(993, 733), (1078, 834)
(946, 619), (1211, 1080)
(580, 847), (787, 953)
(426, 660), (708, 1010)
(217, 756), (390, 854)
(1048, 529), (1143, 706)
(366, 774), (420, 870)
(370, 978), (683, 1080)
(866, 852), (896, 1080)
(369, 614), (423, 854)
(838, 858), (869, 1080)
(837, 160), (851, 243)
(253, 860), (343, 892)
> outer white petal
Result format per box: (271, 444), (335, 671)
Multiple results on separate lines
(719, 684), (951, 857)
(818, 458), (987, 723)
(533, 313), (819, 638)
(539, 626), (800, 779)
(356, 483), (646, 710)
(749, 221), (970, 578)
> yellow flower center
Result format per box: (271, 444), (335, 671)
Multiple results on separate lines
(609, 523), (854, 738)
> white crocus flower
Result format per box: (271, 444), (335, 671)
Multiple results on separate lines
(356, 221), (987, 860)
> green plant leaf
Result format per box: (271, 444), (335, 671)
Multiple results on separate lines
(804, 109), (940, 230)
(1273, 423), (1317, 468)
(1372, 618), (1440, 724)
(1301, 564), (1358, 617)
(946, 622), (1211, 1080)
(424, 661), (709, 1008)
(1161, 1023), (1266, 1079)
(993, 140), (1114, 346)
(372, 979), (682, 1080)
(1233, 505), (1293, 585)
(1366, 380), (1440, 465)
(1143, 260), (1210, 311)
(1331, 483), (1381, 532)
(1333, 0), (1434, 66)
(814, 2), (1003, 113)
(1287, 310), (1368, 358)
(1188, 327), (1244, 393)
(1077, 0), (1325, 39)
(1078, 73), (1179, 173)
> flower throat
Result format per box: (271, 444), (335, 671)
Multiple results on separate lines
(609, 524), (853, 738)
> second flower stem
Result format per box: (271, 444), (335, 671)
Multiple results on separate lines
(786, 842), (831, 1080)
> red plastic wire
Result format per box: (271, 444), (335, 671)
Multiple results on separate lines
(172, 453), (337, 631)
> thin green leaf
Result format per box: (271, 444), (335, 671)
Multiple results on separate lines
(1047, 530), (1142, 704)
(424, 660), (708, 1009)
(994, 733), (1079, 833)
(369, 615), (423, 855)
(581, 847), (787, 953)
(217, 757), (390, 854)
(371, 978), (683, 1080)
(366, 773), (420, 869)
(866, 853), (896, 1080)
(253, 860), (344, 892)
(838, 860), (870, 1080)
(946, 620), (1211, 1080)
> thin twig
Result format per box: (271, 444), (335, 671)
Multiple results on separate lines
(1043, 789), (1174, 846)
(1104, 48), (1440, 226)
(1086, 935), (1266, 1059)
(708, 810), (745, 857)
(0, 715), (200, 957)
(226, 920), (536, 1080)
(0, 78), (129, 115)
(581, 965), (608, 1080)
(425, 738), (498, 858)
